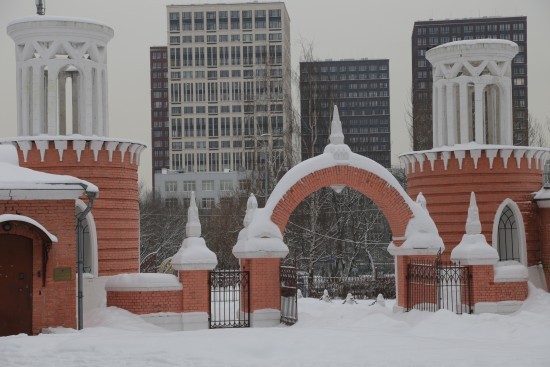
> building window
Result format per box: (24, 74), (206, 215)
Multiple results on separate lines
(201, 198), (215, 209)
(220, 180), (233, 191)
(497, 206), (520, 261)
(165, 181), (177, 192)
(182, 181), (196, 192)
(165, 198), (178, 208)
(202, 180), (214, 191)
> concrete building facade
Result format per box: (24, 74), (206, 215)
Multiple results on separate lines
(300, 59), (391, 167)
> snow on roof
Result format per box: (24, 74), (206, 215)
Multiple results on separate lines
(8, 15), (111, 29)
(431, 39), (518, 50)
(0, 214), (58, 242)
(0, 144), (98, 198)
(400, 142), (550, 156)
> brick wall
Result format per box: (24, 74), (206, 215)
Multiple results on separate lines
(107, 290), (183, 314)
(537, 208), (550, 287)
(469, 265), (528, 304)
(17, 141), (141, 275)
(0, 200), (77, 334)
(408, 153), (542, 265)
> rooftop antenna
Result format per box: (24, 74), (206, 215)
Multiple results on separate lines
(35, 0), (45, 15)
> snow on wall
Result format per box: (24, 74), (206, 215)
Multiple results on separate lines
(105, 273), (182, 292)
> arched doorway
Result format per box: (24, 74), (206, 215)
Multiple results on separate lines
(0, 234), (33, 336)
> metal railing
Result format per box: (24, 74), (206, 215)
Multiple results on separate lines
(209, 269), (250, 328)
(280, 266), (298, 325)
(407, 251), (472, 314)
(297, 274), (396, 300)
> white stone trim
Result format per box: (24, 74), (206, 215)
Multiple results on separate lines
(117, 142), (131, 163)
(17, 140), (32, 162)
(454, 150), (466, 169)
(413, 153), (425, 172)
(441, 151), (451, 170)
(35, 140), (49, 162)
(474, 301), (523, 315)
(470, 149), (482, 168)
(425, 152), (437, 171)
(76, 199), (98, 277)
(513, 149), (526, 169)
(54, 140), (67, 161)
(486, 149), (498, 169)
(90, 139), (104, 161)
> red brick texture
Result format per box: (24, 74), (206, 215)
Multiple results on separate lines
(271, 166), (414, 243)
(240, 258), (280, 313)
(0, 200), (77, 334)
(180, 270), (210, 313)
(538, 208), (550, 287)
(407, 152), (540, 304)
(17, 141), (141, 276)
(107, 290), (183, 314)
(407, 153), (542, 265)
(469, 266), (528, 304)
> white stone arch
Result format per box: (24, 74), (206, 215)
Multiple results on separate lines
(491, 199), (527, 266)
(76, 199), (98, 276)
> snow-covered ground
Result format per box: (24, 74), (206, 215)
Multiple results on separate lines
(1, 285), (549, 367)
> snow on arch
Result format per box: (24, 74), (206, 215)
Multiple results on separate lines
(233, 106), (444, 259)
(0, 214), (58, 242)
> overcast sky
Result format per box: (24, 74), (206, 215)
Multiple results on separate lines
(1, 0), (549, 189)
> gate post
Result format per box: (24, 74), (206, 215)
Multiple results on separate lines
(171, 192), (217, 330)
(239, 258), (281, 327)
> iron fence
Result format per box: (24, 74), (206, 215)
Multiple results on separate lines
(209, 269), (250, 328)
(407, 251), (472, 314)
(297, 274), (396, 300)
(280, 266), (298, 325)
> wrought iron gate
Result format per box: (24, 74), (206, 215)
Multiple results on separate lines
(280, 265), (298, 325)
(406, 250), (472, 314)
(209, 269), (250, 328)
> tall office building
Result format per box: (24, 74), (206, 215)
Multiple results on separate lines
(158, 2), (294, 206)
(300, 59), (391, 167)
(411, 16), (527, 150)
(150, 46), (169, 189)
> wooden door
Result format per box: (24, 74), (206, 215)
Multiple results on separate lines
(0, 234), (33, 336)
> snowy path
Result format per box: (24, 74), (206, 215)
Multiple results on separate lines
(1, 287), (550, 367)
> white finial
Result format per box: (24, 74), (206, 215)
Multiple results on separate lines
(186, 191), (201, 237)
(329, 105), (345, 145)
(416, 192), (427, 211)
(243, 193), (258, 227)
(465, 192), (481, 235)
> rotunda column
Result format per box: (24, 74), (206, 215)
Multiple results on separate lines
(474, 82), (485, 144)
(432, 81), (439, 147)
(446, 80), (457, 146)
(437, 81), (446, 146)
(20, 65), (31, 136)
(47, 65), (61, 135)
(459, 80), (469, 143)
(32, 64), (44, 135)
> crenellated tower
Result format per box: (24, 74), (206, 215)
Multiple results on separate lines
(3, 15), (146, 276)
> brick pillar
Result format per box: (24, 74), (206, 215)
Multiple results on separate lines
(240, 258), (281, 327)
(395, 256), (408, 310)
(539, 208), (550, 287)
(179, 270), (210, 313)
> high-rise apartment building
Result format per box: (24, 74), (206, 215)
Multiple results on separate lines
(164, 2), (293, 188)
(150, 46), (169, 188)
(411, 16), (527, 150)
(300, 59), (391, 167)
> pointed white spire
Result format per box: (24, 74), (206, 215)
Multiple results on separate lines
(416, 192), (428, 211)
(466, 192), (482, 235)
(329, 105), (345, 145)
(243, 193), (258, 227)
(186, 191), (201, 237)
